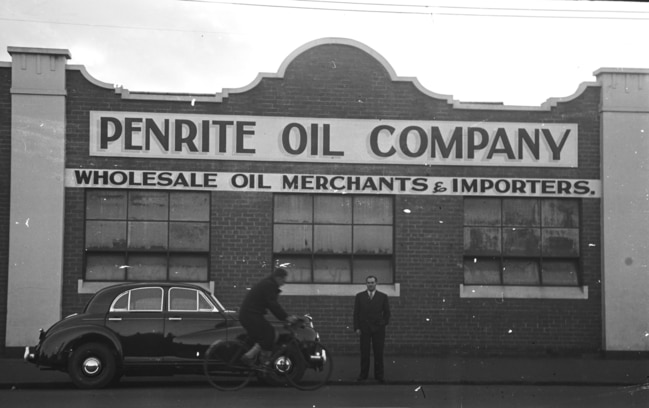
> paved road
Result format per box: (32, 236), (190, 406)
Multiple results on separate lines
(2, 382), (649, 408)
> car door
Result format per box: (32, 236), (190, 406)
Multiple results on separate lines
(105, 287), (166, 363)
(163, 287), (228, 361)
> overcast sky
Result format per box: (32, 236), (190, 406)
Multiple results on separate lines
(1, 0), (648, 106)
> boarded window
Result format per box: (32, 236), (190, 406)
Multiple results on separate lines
(463, 198), (580, 286)
(274, 194), (394, 284)
(85, 190), (210, 282)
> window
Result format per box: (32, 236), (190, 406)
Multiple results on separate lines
(169, 287), (216, 312)
(110, 287), (164, 312)
(273, 194), (394, 284)
(463, 198), (580, 286)
(85, 190), (210, 282)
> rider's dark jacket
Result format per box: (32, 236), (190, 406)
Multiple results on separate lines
(240, 276), (289, 320)
(239, 276), (289, 350)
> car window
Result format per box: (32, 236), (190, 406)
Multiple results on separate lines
(110, 287), (163, 312)
(169, 287), (216, 312)
(130, 287), (163, 311)
(198, 293), (214, 311)
(111, 292), (129, 311)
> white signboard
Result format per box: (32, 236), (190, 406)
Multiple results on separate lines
(65, 169), (601, 198)
(89, 112), (579, 167)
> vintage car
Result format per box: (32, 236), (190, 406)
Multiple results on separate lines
(24, 282), (318, 389)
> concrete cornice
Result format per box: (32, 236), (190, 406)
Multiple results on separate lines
(7, 46), (71, 59)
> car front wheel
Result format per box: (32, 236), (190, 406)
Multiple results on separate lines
(67, 342), (117, 389)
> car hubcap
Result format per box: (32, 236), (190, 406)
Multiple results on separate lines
(82, 357), (102, 376)
(273, 356), (293, 374)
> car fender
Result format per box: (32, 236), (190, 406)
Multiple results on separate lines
(36, 325), (123, 369)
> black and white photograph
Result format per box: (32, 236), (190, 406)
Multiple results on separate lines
(0, 1), (648, 407)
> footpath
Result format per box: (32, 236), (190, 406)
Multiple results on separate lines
(1, 354), (648, 389)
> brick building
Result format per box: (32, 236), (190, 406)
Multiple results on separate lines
(1, 38), (648, 356)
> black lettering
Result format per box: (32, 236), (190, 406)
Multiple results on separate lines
(369, 125), (396, 158)
(362, 178), (378, 191)
(412, 177), (428, 192)
(301, 176), (314, 190)
(399, 126), (428, 158)
(543, 129), (571, 160)
(100, 117), (122, 149)
(467, 127), (489, 159)
(158, 172), (173, 186)
(330, 176), (345, 190)
(145, 119), (169, 151)
(557, 180), (571, 195)
(461, 179), (479, 193)
(573, 180), (591, 195)
(283, 175), (299, 189)
(316, 176), (329, 190)
(541, 180), (556, 194)
(173, 173), (190, 187)
(282, 123), (307, 155)
(431, 127), (463, 159)
(74, 170), (93, 185)
(487, 128), (515, 159)
(518, 129), (540, 160)
(174, 120), (199, 152)
(378, 177), (394, 191)
(124, 118), (143, 150)
(213, 120), (234, 153)
(322, 124), (344, 156)
(236, 121), (256, 154)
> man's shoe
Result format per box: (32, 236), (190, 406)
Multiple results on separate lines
(356, 376), (367, 383)
(376, 378), (385, 384)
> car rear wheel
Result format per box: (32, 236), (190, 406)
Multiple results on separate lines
(67, 342), (117, 389)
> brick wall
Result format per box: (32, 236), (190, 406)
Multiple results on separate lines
(59, 43), (602, 355)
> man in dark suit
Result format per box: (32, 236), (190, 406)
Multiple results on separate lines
(353, 275), (391, 383)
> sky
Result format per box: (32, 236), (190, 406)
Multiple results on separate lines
(0, 0), (648, 106)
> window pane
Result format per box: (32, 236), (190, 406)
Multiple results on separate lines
(274, 256), (312, 282)
(198, 293), (214, 311)
(354, 197), (392, 224)
(127, 255), (167, 280)
(542, 199), (579, 228)
(353, 258), (393, 284)
(354, 226), (393, 254)
(129, 191), (168, 220)
(502, 259), (540, 285)
(129, 287), (163, 311)
(463, 258), (501, 284)
(86, 253), (126, 280)
(503, 199), (539, 227)
(542, 260), (579, 286)
(86, 221), (127, 249)
(274, 195), (312, 223)
(169, 255), (208, 281)
(315, 195), (352, 224)
(503, 228), (540, 256)
(273, 225), (312, 253)
(86, 190), (127, 220)
(314, 258), (351, 283)
(111, 292), (129, 311)
(128, 222), (168, 250)
(170, 192), (209, 221)
(169, 288), (198, 311)
(314, 225), (351, 254)
(464, 227), (501, 255)
(464, 198), (501, 226)
(542, 229), (580, 257)
(169, 222), (209, 251)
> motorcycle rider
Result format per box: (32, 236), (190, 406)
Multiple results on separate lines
(240, 267), (297, 365)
